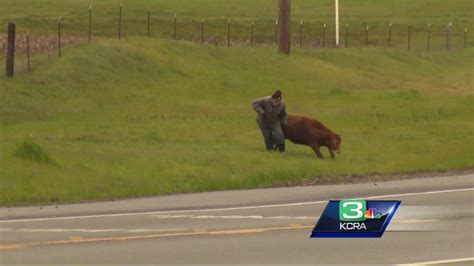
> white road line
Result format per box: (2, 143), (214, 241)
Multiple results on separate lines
(393, 219), (438, 224)
(152, 214), (315, 220)
(0, 187), (472, 224)
(397, 257), (474, 265)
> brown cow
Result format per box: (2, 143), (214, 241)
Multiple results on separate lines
(281, 114), (341, 159)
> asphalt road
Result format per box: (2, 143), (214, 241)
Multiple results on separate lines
(0, 174), (473, 265)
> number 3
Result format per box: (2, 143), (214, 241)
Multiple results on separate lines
(342, 202), (363, 219)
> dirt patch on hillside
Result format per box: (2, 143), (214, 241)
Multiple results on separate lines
(0, 33), (85, 58)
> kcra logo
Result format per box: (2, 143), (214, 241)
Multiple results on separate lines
(311, 200), (400, 238)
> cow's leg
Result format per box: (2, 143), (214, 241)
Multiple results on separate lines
(329, 148), (335, 159)
(310, 143), (323, 159)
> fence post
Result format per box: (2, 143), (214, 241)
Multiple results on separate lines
(201, 19), (204, 44)
(275, 19), (278, 45)
(26, 30), (31, 72)
(88, 4), (92, 43)
(464, 28), (467, 48)
(6, 23), (15, 77)
(446, 22), (452, 50)
(427, 24), (431, 51)
(407, 25), (411, 51)
(299, 19), (303, 47)
(251, 20), (254, 47)
(322, 23), (326, 47)
(345, 23), (348, 48)
(227, 18), (230, 47)
(365, 25), (369, 46)
(58, 18), (62, 57)
(147, 7), (150, 37)
(174, 13), (177, 40)
(118, 2), (122, 39)
(388, 22), (392, 47)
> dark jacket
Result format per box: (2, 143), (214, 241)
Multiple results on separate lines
(252, 96), (288, 125)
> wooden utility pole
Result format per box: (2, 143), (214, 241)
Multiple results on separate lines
(278, 0), (291, 54)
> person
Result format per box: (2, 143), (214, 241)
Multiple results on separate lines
(252, 90), (288, 152)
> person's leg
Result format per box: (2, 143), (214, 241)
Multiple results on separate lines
(272, 121), (285, 152)
(256, 117), (274, 150)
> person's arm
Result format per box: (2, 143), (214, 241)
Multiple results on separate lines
(280, 104), (288, 124)
(252, 97), (266, 115)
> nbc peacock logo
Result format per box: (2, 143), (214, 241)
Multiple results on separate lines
(364, 208), (382, 219)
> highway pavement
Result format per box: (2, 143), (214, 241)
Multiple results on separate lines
(0, 173), (473, 265)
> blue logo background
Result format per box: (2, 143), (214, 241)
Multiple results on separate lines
(311, 200), (401, 238)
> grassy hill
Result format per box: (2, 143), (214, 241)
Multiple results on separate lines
(0, 37), (473, 206)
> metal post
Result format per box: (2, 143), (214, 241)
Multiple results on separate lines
(277, 0), (291, 54)
(407, 25), (411, 51)
(465, 28), (468, 48)
(174, 13), (177, 40)
(365, 25), (369, 46)
(58, 18), (62, 57)
(427, 24), (431, 51)
(275, 19), (278, 46)
(299, 19), (303, 47)
(26, 31), (31, 72)
(345, 23), (348, 48)
(227, 18), (230, 47)
(322, 23), (326, 47)
(446, 22), (452, 50)
(118, 2), (122, 39)
(388, 22), (392, 47)
(201, 19), (204, 44)
(251, 20), (254, 47)
(335, 0), (339, 47)
(147, 8), (150, 37)
(88, 4), (92, 43)
(6, 23), (15, 77)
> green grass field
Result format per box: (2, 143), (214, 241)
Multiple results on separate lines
(1, 0), (473, 50)
(1, 37), (473, 206)
(0, 0), (473, 206)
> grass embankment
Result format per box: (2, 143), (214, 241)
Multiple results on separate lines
(0, 38), (473, 206)
(0, 0), (472, 49)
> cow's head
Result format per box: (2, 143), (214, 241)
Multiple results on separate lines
(331, 134), (342, 153)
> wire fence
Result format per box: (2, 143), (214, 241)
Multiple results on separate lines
(1, 6), (471, 75)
